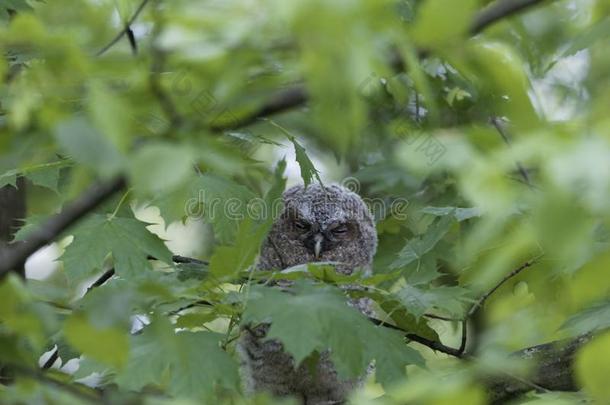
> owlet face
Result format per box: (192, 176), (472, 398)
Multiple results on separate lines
(258, 184), (377, 275)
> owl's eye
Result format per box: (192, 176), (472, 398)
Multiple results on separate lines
(331, 224), (349, 235)
(294, 220), (310, 231)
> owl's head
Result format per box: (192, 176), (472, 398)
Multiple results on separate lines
(259, 183), (377, 273)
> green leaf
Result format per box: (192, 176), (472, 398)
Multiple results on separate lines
(395, 284), (470, 319)
(129, 142), (195, 195)
(209, 160), (286, 277)
(115, 318), (238, 399)
(176, 312), (219, 329)
(0, 0), (34, 12)
(25, 165), (61, 192)
(0, 275), (56, 355)
(378, 299), (440, 342)
(0, 161), (70, 193)
(242, 281), (424, 385)
(268, 120), (322, 188)
(370, 323), (425, 384)
(175, 260), (210, 281)
(561, 300), (610, 335)
(348, 287), (440, 341)
(55, 336), (81, 363)
(421, 206), (481, 222)
(410, 0), (478, 49)
(390, 214), (455, 269)
(209, 217), (268, 277)
(11, 214), (47, 242)
(60, 213), (172, 282)
(464, 40), (539, 132)
(0, 169), (19, 188)
(291, 136), (323, 188)
(562, 17), (610, 58)
(446, 86), (472, 106)
(77, 281), (135, 329)
(575, 332), (610, 403)
(72, 356), (112, 381)
(403, 253), (443, 285)
(87, 82), (131, 152)
(264, 158), (288, 209)
(64, 314), (129, 369)
(191, 174), (256, 243)
(53, 117), (125, 178)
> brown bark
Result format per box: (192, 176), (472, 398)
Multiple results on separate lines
(0, 177), (26, 276)
(486, 333), (592, 403)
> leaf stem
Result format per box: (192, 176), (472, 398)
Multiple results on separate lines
(108, 188), (132, 220)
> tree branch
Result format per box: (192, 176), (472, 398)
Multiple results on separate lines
(84, 254), (208, 295)
(0, 176), (127, 279)
(0, 177), (26, 277)
(9, 364), (101, 403)
(207, 1), (551, 133)
(486, 333), (593, 403)
(369, 316), (465, 358)
(40, 349), (59, 370)
(469, 0), (552, 35)
(367, 256), (544, 359)
(125, 25), (138, 55)
(209, 87), (309, 133)
(96, 0), (151, 56)
(42, 253), (209, 369)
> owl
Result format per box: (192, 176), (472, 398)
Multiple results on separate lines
(238, 183), (378, 404)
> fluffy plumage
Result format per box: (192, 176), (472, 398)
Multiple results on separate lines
(238, 184), (377, 404)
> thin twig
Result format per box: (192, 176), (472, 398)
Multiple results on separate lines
(370, 256), (543, 358)
(96, 0), (152, 56)
(167, 299), (214, 317)
(457, 254), (543, 355)
(469, 0), (552, 35)
(458, 319), (468, 354)
(468, 254), (543, 319)
(368, 317), (464, 358)
(490, 116), (532, 187)
(407, 333), (466, 358)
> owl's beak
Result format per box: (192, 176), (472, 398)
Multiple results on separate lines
(313, 233), (324, 259)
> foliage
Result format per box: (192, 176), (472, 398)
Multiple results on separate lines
(1, 0), (610, 404)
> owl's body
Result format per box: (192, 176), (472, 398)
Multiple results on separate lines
(238, 184), (377, 404)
